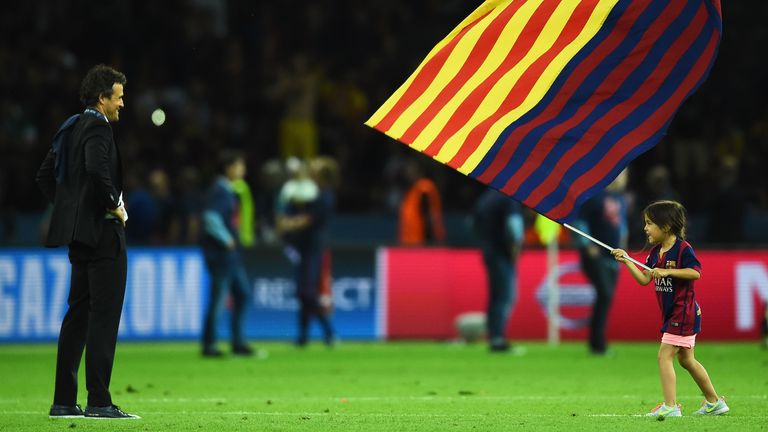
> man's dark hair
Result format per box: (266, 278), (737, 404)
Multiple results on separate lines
(79, 64), (127, 107)
(217, 149), (244, 173)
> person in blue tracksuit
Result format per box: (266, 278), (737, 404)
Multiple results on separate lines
(200, 150), (254, 357)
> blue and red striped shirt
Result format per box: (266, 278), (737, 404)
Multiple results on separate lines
(645, 238), (702, 336)
(367, 0), (722, 223)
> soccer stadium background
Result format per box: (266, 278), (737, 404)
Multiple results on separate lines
(0, 1), (766, 430)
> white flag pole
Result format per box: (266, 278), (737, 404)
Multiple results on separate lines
(546, 237), (559, 347)
(563, 223), (651, 271)
(535, 215), (561, 347)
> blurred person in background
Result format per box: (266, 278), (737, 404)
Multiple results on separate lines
(763, 304), (768, 349)
(276, 157), (337, 347)
(200, 150), (254, 357)
(145, 168), (175, 243)
(171, 166), (203, 245)
(232, 176), (256, 248)
(36, 64), (138, 419)
(124, 167), (155, 244)
(0, 172), (14, 243)
(308, 157), (340, 343)
(472, 188), (524, 353)
(644, 165), (679, 204)
(267, 54), (320, 161)
(126, 168), (175, 244)
(707, 155), (746, 244)
(254, 159), (288, 245)
(626, 165), (678, 247)
(398, 160), (445, 246)
(573, 169), (629, 356)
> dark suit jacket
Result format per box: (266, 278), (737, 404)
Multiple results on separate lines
(36, 110), (123, 247)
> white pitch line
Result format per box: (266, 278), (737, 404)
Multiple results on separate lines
(1, 394), (767, 404)
(5, 411), (768, 419)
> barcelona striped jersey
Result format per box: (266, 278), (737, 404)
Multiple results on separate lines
(646, 239), (702, 336)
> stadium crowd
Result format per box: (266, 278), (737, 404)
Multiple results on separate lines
(1, 0), (766, 247)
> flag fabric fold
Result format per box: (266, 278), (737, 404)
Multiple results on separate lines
(366, 0), (722, 223)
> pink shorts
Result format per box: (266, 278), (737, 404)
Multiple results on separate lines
(661, 332), (696, 349)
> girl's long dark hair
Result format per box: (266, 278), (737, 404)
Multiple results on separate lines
(643, 200), (688, 240)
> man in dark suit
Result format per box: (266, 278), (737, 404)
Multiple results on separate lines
(36, 64), (139, 419)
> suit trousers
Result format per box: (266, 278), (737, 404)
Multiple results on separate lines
(54, 220), (127, 407)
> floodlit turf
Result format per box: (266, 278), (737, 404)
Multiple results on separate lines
(0, 341), (765, 431)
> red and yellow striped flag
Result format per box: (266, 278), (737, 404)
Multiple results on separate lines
(366, 0), (722, 222)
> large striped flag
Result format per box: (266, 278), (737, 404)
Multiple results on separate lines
(366, 0), (722, 223)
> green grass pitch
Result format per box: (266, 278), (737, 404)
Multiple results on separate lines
(0, 341), (766, 431)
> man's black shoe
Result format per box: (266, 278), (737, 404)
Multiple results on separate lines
(232, 344), (254, 356)
(84, 405), (140, 419)
(49, 404), (84, 418)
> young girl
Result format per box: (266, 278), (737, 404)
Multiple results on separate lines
(611, 200), (729, 418)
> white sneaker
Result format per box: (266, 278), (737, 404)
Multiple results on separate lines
(646, 403), (682, 418)
(693, 397), (729, 415)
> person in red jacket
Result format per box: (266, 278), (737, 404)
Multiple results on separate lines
(398, 161), (445, 245)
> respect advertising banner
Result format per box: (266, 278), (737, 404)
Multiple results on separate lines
(2, 247), (765, 342)
(239, 247), (382, 340)
(0, 247), (382, 343)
